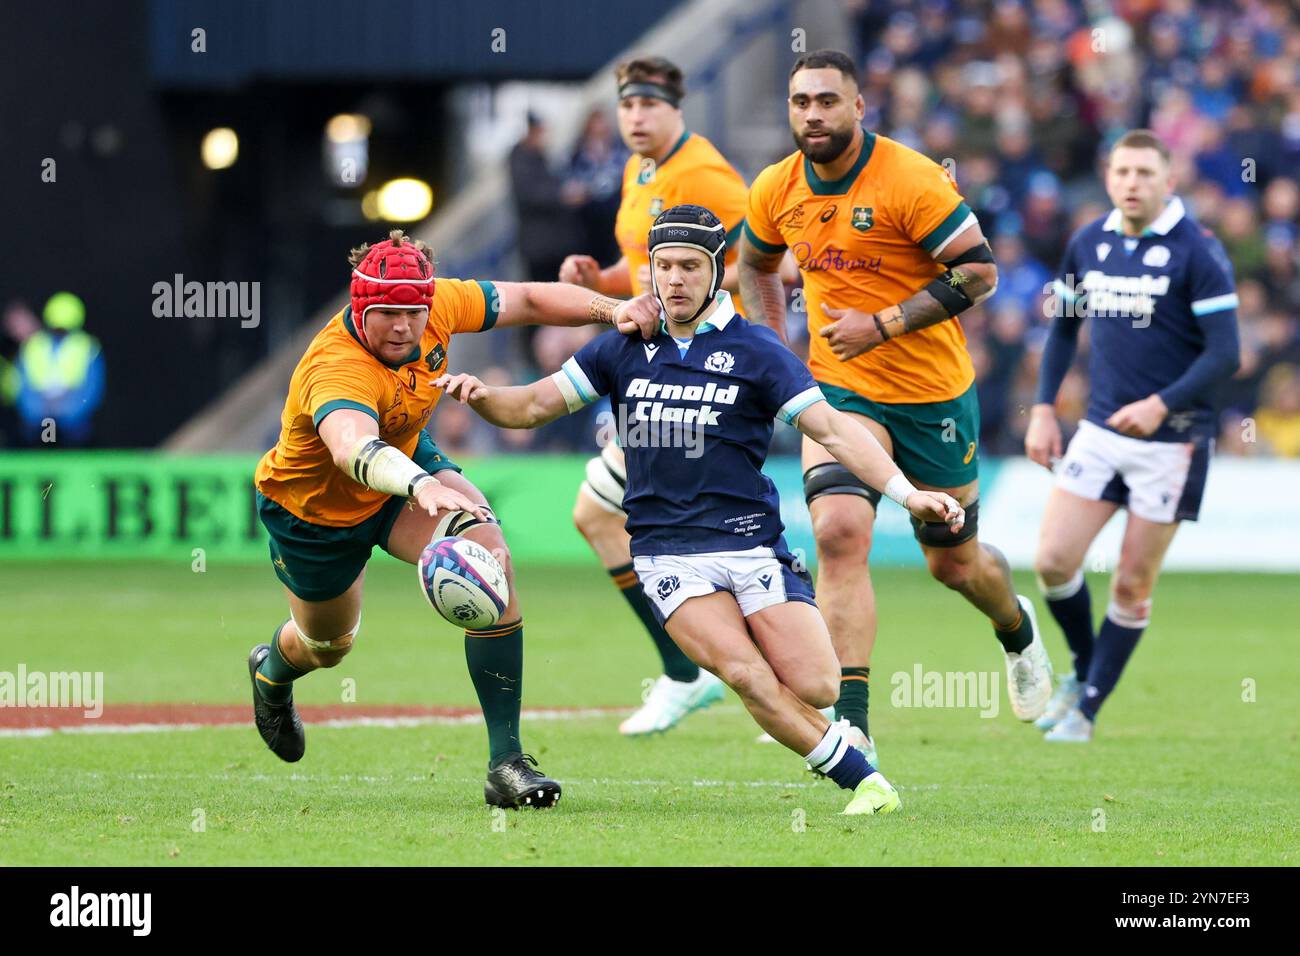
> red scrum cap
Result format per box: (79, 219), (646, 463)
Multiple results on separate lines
(349, 236), (435, 347)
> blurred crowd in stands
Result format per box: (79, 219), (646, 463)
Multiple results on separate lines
(453, 0), (1300, 461)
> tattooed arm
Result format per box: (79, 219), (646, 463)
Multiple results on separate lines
(489, 282), (660, 338)
(820, 223), (998, 361)
(738, 232), (792, 344)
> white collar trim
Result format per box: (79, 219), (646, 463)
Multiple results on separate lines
(1103, 196), (1185, 236)
(661, 290), (736, 334)
(700, 291), (736, 331)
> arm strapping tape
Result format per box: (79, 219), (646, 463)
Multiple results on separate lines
(347, 436), (434, 497)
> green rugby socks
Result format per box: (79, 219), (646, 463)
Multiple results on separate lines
(835, 666), (871, 736)
(465, 620), (525, 766)
(993, 605), (1033, 655)
(255, 622), (305, 704)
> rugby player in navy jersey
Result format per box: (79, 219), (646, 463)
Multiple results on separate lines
(437, 205), (966, 814)
(1026, 130), (1241, 742)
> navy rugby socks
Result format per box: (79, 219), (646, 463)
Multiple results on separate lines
(1040, 571), (1095, 682)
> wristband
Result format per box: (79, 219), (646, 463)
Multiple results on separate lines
(872, 312), (891, 341)
(883, 474), (917, 509)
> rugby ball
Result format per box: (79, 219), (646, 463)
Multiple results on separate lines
(417, 536), (510, 629)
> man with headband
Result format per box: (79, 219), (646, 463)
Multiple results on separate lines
(249, 229), (658, 809)
(438, 205), (967, 816)
(559, 56), (754, 739)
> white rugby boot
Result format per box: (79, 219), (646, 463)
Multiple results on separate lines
(1035, 673), (1083, 731)
(1003, 595), (1054, 721)
(619, 671), (725, 736)
(1043, 706), (1094, 742)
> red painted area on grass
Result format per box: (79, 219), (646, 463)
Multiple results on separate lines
(0, 702), (490, 729)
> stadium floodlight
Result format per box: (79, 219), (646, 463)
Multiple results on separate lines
(375, 177), (433, 221)
(325, 114), (371, 187)
(325, 113), (372, 143)
(201, 127), (239, 170)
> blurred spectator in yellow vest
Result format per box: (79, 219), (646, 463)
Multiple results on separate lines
(15, 292), (106, 446)
(1, 300), (42, 444)
(1254, 364), (1300, 458)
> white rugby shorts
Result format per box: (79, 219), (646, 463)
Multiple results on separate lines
(633, 545), (816, 624)
(1056, 420), (1211, 523)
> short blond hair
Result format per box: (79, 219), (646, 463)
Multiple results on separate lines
(348, 229), (433, 268)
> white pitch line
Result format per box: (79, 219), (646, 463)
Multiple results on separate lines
(0, 706), (632, 739)
(43, 769), (832, 790)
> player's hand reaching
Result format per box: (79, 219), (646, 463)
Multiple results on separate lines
(905, 490), (966, 535)
(1025, 403), (1063, 470)
(634, 264), (652, 290)
(1106, 394), (1168, 438)
(819, 304), (887, 360)
(411, 477), (488, 521)
(434, 372), (489, 405)
(559, 255), (602, 290)
(613, 293), (661, 340)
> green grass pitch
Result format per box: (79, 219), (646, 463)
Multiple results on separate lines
(0, 560), (1296, 866)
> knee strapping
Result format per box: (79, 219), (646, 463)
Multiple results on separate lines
(912, 499), (979, 547)
(803, 462), (881, 508)
(579, 445), (627, 517)
(291, 613), (361, 651)
(434, 506), (499, 540)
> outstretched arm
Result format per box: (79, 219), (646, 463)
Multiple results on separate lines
(435, 373), (571, 430)
(490, 281), (659, 338)
(316, 407), (487, 518)
(559, 255), (633, 297)
(794, 400), (965, 532)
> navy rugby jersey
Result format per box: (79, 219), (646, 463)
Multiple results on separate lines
(1038, 197), (1240, 442)
(554, 291), (823, 556)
